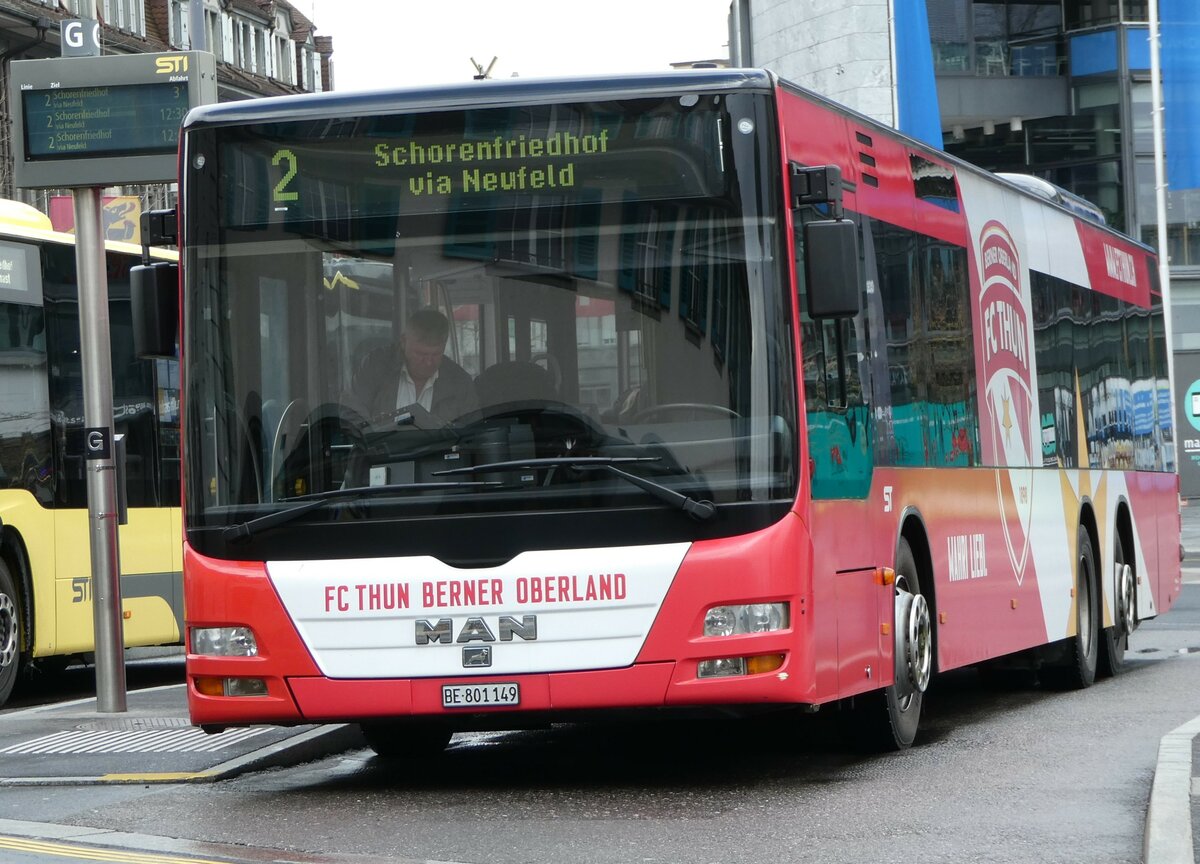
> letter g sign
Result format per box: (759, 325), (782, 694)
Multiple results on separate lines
(61, 19), (101, 57)
(85, 427), (111, 460)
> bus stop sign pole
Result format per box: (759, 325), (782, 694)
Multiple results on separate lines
(75, 187), (127, 713)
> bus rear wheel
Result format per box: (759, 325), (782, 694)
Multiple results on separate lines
(850, 537), (931, 751)
(1100, 532), (1135, 677)
(1043, 525), (1099, 689)
(0, 560), (22, 707)
(359, 720), (452, 759)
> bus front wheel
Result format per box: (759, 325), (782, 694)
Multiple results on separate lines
(0, 560), (22, 707)
(849, 537), (931, 751)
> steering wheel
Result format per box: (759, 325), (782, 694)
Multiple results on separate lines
(276, 402), (371, 497)
(268, 398), (307, 501)
(631, 403), (739, 424)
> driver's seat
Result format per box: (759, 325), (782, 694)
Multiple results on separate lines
(475, 360), (557, 408)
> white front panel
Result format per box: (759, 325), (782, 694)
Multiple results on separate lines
(268, 543), (690, 678)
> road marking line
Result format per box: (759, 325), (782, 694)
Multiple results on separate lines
(0, 834), (236, 863)
(99, 771), (216, 782)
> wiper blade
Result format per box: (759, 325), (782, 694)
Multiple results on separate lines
(435, 457), (717, 521)
(222, 481), (499, 542)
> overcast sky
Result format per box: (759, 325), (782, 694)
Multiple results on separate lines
(300, 0), (732, 91)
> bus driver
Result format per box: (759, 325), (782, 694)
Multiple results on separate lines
(355, 308), (478, 424)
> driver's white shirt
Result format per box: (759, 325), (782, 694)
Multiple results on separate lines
(396, 366), (439, 410)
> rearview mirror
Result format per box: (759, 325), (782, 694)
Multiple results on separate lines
(131, 261), (179, 359)
(804, 219), (860, 319)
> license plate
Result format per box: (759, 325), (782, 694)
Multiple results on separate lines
(441, 682), (520, 709)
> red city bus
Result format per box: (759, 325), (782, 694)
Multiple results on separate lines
(165, 69), (1180, 753)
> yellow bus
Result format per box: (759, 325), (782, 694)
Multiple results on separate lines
(0, 199), (181, 706)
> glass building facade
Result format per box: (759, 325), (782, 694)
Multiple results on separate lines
(933, 0), (1200, 356)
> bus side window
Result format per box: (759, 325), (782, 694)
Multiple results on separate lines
(795, 211), (873, 499)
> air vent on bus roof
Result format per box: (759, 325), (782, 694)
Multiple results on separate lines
(996, 173), (1106, 226)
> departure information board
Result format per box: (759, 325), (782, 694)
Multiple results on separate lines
(22, 81), (189, 160)
(9, 51), (216, 188)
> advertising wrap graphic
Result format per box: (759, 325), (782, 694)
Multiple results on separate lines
(977, 221), (1037, 584)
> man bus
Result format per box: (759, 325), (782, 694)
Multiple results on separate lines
(167, 69), (1179, 753)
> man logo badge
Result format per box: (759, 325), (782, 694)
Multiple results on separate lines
(462, 646), (492, 668)
(415, 615), (537, 645)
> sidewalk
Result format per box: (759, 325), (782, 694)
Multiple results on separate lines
(1145, 500), (1200, 864)
(0, 683), (360, 785)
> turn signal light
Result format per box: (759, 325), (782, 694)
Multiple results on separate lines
(746, 653), (786, 675)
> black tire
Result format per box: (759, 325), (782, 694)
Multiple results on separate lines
(0, 559), (22, 707)
(1100, 531), (1133, 677)
(1043, 525), (1099, 689)
(849, 537), (928, 751)
(359, 720), (452, 759)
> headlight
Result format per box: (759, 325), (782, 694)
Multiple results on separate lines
(703, 603), (788, 637)
(191, 626), (258, 657)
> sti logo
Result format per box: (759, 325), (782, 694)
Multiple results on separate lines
(155, 55), (188, 75)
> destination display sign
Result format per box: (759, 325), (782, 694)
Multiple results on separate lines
(22, 81), (188, 160)
(9, 51), (216, 188)
(214, 98), (729, 228)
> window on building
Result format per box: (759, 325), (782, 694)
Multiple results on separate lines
(103, 0), (144, 35)
(276, 36), (292, 82)
(930, 0), (1062, 76)
(1131, 81), (1153, 153)
(303, 46), (316, 90)
(973, 3), (1009, 75)
(1064, 0), (1120, 29)
(1122, 0), (1148, 22)
(929, 0), (970, 73)
(205, 8), (223, 60)
(1136, 159), (1200, 268)
(170, 0), (183, 46)
(254, 28), (266, 75)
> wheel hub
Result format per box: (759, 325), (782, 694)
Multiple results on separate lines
(893, 589), (932, 700)
(1116, 562), (1136, 634)
(0, 592), (16, 670)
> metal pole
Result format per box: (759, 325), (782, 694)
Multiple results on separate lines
(73, 0), (126, 713)
(75, 186), (126, 712)
(1148, 0), (1177, 443)
(887, 0), (900, 130)
(728, 0), (752, 67)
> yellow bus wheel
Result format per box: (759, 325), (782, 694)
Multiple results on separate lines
(0, 560), (20, 706)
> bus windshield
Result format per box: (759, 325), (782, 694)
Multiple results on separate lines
(182, 89), (796, 557)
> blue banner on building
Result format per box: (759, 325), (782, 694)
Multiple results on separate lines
(1162, 0), (1200, 190)
(894, 0), (942, 148)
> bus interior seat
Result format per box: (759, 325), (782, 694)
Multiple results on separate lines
(475, 360), (557, 408)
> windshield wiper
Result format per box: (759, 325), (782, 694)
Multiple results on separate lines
(222, 481), (500, 542)
(435, 456), (717, 521)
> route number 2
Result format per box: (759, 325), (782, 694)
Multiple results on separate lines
(272, 148), (299, 202)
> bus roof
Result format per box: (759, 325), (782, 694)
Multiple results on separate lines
(183, 68), (776, 129)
